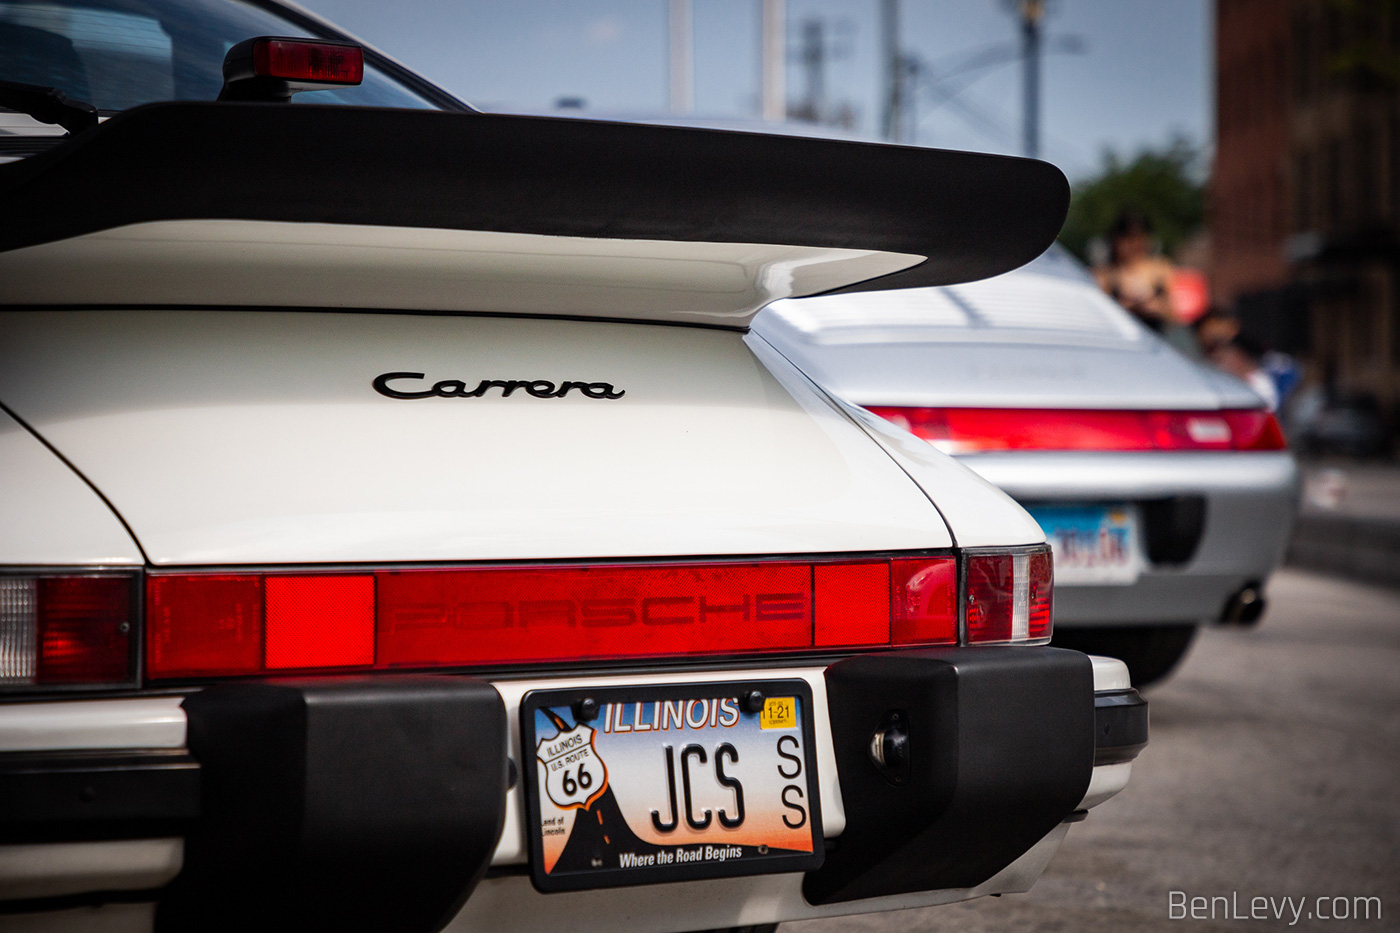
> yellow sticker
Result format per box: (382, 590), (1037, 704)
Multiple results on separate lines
(760, 696), (796, 730)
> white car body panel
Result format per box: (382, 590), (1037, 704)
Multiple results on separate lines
(0, 220), (923, 328)
(0, 409), (142, 566)
(0, 308), (1034, 565)
(747, 334), (1046, 549)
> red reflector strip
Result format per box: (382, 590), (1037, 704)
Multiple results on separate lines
(146, 575), (262, 678)
(866, 407), (1287, 453)
(252, 38), (364, 84)
(265, 575), (374, 670)
(144, 556), (963, 679)
(376, 563), (813, 667)
(814, 562), (892, 647)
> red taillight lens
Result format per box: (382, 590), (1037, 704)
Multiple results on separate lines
(0, 575), (134, 687)
(1222, 410), (1288, 451)
(963, 546), (1054, 645)
(37, 577), (132, 684)
(251, 38), (364, 84)
(890, 558), (957, 646)
(145, 556), (961, 679)
(1027, 549), (1053, 640)
(965, 554), (1014, 644)
(867, 407), (1287, 453)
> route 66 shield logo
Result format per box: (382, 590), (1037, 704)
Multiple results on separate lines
(537, 718), (609, 811)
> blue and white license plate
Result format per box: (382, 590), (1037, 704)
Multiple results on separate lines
(521, 680), (823, 892)
(1027, 504), (1144, 585)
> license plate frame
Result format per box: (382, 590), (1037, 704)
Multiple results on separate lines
(1026, 502), (1145, 585)
(520, 679), (824, 892)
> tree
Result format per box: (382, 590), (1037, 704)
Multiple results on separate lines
(1058, 137), (1205, 265)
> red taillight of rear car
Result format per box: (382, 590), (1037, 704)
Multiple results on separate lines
(867, 407), (1286, 453)
(0, 574), (136, 688)
(141, 549), (1052, 680)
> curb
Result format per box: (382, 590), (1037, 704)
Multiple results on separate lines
(1287, 513), (1400, 589)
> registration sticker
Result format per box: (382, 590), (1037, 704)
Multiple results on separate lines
(521, 680), (824, 892)
(760, 696), (795, 730)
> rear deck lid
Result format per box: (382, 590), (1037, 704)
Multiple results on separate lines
(0, 310), (955, 564)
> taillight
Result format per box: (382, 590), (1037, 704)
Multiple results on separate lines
(963, 547), (1053, 644)
(219, 36), (364, 103)
(251, 38), (364, 85)
(867, 407), (1287, 453)
(146, 554), (984, 680)
(0, 574), (136, 688)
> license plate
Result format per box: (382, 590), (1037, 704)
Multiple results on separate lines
(520, 680), (824, 892)
(1027, 503), (1144, 585)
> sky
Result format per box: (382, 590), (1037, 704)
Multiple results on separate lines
(298, 0), (1212, 181)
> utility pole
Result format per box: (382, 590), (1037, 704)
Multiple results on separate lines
(1015, 0), (1045, 158)
(669, 0), (693, 114)
(880, 0), (903, 141)
(795, 19), (826, 123)
(761, 0), (785, 122)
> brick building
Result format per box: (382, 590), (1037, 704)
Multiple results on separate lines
(1212, 0), (1400, 419)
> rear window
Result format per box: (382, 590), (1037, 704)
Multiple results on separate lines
(0, 0), (441, 112)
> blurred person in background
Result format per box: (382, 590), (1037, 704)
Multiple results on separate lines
(1191, 307), (1240, 355)
(1210, 333), (1279, 411)
(1094, 209), (1197, 356)
(1195, 309), (1301, 413)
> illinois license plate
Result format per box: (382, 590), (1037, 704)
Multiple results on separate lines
(520, 680), (823, 892)
(1027, 503), (1144, 585)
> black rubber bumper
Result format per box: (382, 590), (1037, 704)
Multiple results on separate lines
(0, 656), (1144, 920)
(159, 676), (507, 933)
(804, 647), (1105, 905)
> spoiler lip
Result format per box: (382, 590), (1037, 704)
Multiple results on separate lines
(0, 103), (1068, 293)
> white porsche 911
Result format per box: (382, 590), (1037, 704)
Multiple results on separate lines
(0, 2), (1145, 932)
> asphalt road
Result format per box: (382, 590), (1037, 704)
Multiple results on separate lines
(784, 569), (1400, 932)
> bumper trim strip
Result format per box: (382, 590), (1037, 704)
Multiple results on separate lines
(1094, 688), (1149, 765)
(0, 749), (199, 845)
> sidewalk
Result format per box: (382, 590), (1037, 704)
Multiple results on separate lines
(1287, 463), (1400, 588)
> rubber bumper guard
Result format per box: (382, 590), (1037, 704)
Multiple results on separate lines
(804, 647), (1097, 905)
(157, 676), (508, 933)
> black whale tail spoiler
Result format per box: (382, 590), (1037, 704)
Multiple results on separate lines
(0, 104), (1069, 325)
